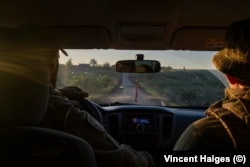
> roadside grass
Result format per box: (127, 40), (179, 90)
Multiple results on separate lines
(130, 69), (225, 106)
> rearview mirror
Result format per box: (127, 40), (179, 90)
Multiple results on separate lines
(116, 60), (161, 73)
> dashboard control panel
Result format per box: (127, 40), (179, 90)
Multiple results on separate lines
(122, 114), (159, 132)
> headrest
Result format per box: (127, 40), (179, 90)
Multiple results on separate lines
(0, 25), (55, 126)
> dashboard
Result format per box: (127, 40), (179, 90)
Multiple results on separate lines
(100, 105), (206, 152)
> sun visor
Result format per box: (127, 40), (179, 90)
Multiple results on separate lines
(50, 26), (112, 49)
(170, 27), (226, 51)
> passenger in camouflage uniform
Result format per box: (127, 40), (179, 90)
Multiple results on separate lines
(174, 18), (250, 150)
(15, 25), (156, 166)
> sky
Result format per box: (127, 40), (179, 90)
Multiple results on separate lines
(59, 49), (217, 69)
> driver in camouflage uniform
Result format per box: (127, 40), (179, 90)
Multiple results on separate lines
(174, 18), (250, 150)
(17, 24), (155, 167)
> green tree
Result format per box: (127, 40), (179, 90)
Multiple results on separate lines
(90, 58), (97, 67)
(163, 66), (173, 71)
(102, 62), (110, 69)
(66, 58), (73, 69)
(63, 58), (74, 85)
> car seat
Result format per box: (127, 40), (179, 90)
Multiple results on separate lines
(0, 26), (97, 167)
(0, 126), (97, 167)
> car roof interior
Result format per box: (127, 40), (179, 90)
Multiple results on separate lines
(0, 0), (249, 51)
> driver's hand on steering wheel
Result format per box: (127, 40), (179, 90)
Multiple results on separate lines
(54, 86), (89, 101)
(54, 86), (103, 123)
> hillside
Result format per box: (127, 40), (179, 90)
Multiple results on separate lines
(129, 69), (225, 106)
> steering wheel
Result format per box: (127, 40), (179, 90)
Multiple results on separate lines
(78, 98), (103, 124)
(57, 86), (103, 123)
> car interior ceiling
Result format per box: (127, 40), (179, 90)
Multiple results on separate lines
(0, 0), (249, 51)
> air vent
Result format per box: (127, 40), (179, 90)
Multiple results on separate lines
(108, 114), (119, 140)
(162, 115), (173, 140)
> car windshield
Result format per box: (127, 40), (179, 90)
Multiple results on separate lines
(57, 49), (226, 107)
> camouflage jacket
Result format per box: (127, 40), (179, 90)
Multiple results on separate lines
(41, 95), (155, 167)
(173, 88), (250, 150)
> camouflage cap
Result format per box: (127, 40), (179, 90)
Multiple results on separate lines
(212, 18), (250, 83)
